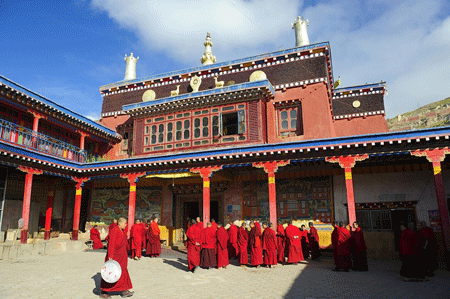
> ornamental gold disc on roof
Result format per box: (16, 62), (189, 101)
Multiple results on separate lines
(249, 70), (267, 82)
(190, 75), (202, 92)
(142, 90), (156, 102)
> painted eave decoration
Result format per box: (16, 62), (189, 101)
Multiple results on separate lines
(0, 76), (121, 142)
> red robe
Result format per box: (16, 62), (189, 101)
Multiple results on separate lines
(400, 228), (424, 278)
(146, 221), (161, 257)
(351, 227), (368, 271)
(200, 227), (217, 268)
(249, 223), (263, 266)
(211, 222), (218, 231)
(262, 227), (277, 265)
(139, 222), (147, 249)
(300, 229), (310, 259)
(285, 224), (303, 263)
(101, 225), (133, 292)
(217, 227), (229, 268)
(419, 226), (438, 275)
(186, 222), (202, 270)
(276, 224), (285, 263)
(336, 226), (352, 270)
(130, 223), (144, 259)
(238, 227), (249, 265)
(308, 226), (321, 260)
(227, 224), (239, 259)
(90, 227), (103, 250)
(106, 223), (118, 242)
(331, 227), (339, 265)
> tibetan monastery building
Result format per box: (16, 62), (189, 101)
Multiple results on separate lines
(0, 18), (449, 262)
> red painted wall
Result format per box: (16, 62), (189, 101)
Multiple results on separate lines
(334, 115), (388, 137)
(267, 82), (336, 144)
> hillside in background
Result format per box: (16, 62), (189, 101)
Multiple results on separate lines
(387, 97), (450, 131)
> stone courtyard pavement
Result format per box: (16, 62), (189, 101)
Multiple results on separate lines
(0, 248), (449, 299)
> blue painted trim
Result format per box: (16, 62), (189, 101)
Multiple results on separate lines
(100, 42), (330, 91)
(2, 124), (450, 171)
(122, 80), (274, 111)
(0, 75), (119, 137)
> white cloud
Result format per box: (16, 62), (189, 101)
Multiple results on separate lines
(85, 111), (101, 121)
(91, 0), (450, 118)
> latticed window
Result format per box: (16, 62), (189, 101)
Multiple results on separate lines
(277, 104), (303, 137)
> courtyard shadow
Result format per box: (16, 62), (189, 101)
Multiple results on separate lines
(163, 258), (189, 271)
(91, 272), (102, 295)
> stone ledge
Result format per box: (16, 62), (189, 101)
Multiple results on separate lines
(0, 240), (88, 260)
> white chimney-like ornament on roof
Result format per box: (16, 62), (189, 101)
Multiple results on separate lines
(292, 16), (310, 47)
(201, 32), (216, 65)
(124, 53), (139, 81)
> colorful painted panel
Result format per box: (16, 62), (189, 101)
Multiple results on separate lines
(242, 176), (333, 223)
(90, 186), (162, 224)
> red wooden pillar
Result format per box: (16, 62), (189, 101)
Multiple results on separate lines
(18, 166), (43, 244)
(44, 180), (56, 240)
(71, 177), (90, 241)
(120, 172), (146, 239)
(191, 166), (222, 228)
(31, 112), (45, 148)
(253, 161), (290, 227)
(79, 132), (88, 150)
(411, 149), (450, 254)
(326, 155), (369, 226)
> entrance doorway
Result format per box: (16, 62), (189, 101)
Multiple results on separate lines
(184, 201), (199, 230)
(211, 201), (219, 224)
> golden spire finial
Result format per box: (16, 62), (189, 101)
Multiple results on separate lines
(201, 32), (216, 65)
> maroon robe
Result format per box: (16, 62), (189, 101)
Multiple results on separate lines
(101, 225), (133, 292)
(331, 227), (339, 265)
(276, 224), (285, 263)
(90, 227), (103, 250)
(262, 227), (277, 265)
(418, 227), (438, 275)
(400, 228), (424, 279)
(106, 222), (118, 242)
(336, 226), (352, 270)
(211, 222), (218, 231)
(285, 224), (303, 263)
(238, 226), (249, 265)
(200, 226), (217, 268)
(227, 224), (239, 258)
(130, 223), (144, 259)
(139, 222), (147, 249)
(308, 226), (321, 260)
(146, 221), (161, 257)
(249, 223), (263, 266)
(300, 229), (309, 259)
(186, 222), (202, 271)
(351, 227), (368, 271)
(217, 227), (229, 268)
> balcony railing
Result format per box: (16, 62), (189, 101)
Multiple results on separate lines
(0, 119), (87, 163)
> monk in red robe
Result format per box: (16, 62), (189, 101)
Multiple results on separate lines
(331, 221), (339, 265)
(285, 221), (303, 264)
(249, 221), (263, 267)
(186, 219), (201, 272)
(351, 221), (368, 271)
(130, 219), (144, 260)
(90, 225), (103, 250)
(140, 219), (148, 250)
(300, 224), (310, 259)
(308, 222), (321, 260)
(211, 219), (218, 231)
(217, 223), (229, 269)
(238, 222), (249, 267)
(418, 221), (438, 277)
(400, 222), (426, 281)
(276, 221), (285, 264)
(196, 217), (203, 229)
(262, 222), (277, 268)
(100, 217), (134, 298)
(334, 221), (352, 271)
(105, 219), (118, 243)
(227, 221), (239, 259)
(146, 217), (161, 258)
(200, 222), (217, 269)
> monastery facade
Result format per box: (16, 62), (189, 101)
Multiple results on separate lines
(0, 19), (449, 261)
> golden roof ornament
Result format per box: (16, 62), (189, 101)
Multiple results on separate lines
(200, 32), (216, 65)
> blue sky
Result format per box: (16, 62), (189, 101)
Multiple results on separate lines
(1, 0), (450, 120)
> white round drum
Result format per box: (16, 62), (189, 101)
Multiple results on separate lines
(101, 260), (122, 283)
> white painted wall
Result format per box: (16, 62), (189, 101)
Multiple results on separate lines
(333, 170), (450, 225)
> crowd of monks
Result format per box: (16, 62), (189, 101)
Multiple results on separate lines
(184, 217), (324, 272)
